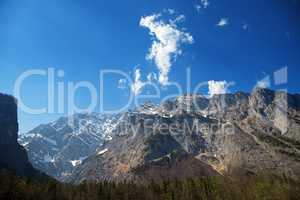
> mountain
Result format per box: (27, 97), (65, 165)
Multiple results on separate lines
(68, 88), (300, 183)
(68, 114), (219, 183)
(0, 93), (44, 179)
(19, 113), (121, 180)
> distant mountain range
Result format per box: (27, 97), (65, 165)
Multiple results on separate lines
(19, 113), (121, 180)
(18, 88), (300, 183)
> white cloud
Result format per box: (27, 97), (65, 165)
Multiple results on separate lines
(208, 80), (233, 97)
(166, 9), (175, 15)
(131, 69), (146, 95)
(170, 14), (185, 24)
(195, 0), (210, 11)
(117, 79), (127, 90)
(140, 13), (194, 86)
(256, 76), (270, 89)
(216, 18), (229, 27)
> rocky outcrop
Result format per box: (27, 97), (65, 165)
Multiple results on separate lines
(0, 93), (43, 178)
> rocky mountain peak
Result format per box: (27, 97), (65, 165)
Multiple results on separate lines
(19, 112), (121, 180)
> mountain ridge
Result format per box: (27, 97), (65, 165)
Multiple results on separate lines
(67, 88), (300, 183)
(17, 88), (300, 183)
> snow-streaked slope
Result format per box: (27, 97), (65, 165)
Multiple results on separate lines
(19, 112), (121, 180)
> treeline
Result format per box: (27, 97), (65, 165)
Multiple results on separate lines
(0, 170), (300, 200)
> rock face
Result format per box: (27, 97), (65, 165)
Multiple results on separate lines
(0, 93), (42, 178)
(68, 118), (219, 183)
(19, 113), (121, 180)
(68, 88), (300, 183)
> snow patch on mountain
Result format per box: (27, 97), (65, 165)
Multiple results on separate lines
(70, 156), (88, 167)
(97, 149), (108, 155)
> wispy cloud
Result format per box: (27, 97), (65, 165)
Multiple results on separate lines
(165, 8), (175, 15)
(208, 80), (233, 97)
(216, 18), (229, 27)
(195, 0), (210, 12)
(131, 68), (146, 95)
(170, 14), (185, 24)
(140, 12), (194, 86)
(195, 5), (202, 12)
(242, 23), (248, 30)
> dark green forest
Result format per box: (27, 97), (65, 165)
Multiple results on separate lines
(1, 170), (300, 200)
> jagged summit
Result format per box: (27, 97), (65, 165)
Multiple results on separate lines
(67, 89), (300, 183)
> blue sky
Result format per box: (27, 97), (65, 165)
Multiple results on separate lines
(0, 0), (299, 132)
